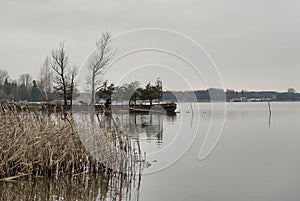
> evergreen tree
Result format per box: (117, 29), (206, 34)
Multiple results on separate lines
(31, 80), (41, 102)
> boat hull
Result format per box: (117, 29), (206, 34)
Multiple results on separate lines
(129, 103), (177, 114)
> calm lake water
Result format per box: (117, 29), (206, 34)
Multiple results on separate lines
(1, 102), (300, 201)
(140, 102), (300, 201)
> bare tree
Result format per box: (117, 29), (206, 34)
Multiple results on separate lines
(18, 74), (32, 89)
(39, 57), (53, 101)
(86, 33), (114, 105)
(0, 69), (9, 85)
(50, 42), (69, 107)
(67, 66), (78, 107)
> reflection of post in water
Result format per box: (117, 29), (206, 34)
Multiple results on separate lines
(156, 114), (163, 142)
(268, 111), (272, 128)
(268, 101), (272, 128)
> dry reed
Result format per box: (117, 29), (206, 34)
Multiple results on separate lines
(0, 103), (144, 180)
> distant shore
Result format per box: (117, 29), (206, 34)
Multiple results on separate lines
(163, 89), (300, 102)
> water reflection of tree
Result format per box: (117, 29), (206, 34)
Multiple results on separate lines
(113, 113), (176, 144)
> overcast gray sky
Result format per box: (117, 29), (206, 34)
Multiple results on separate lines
(0, 0), (299, 92)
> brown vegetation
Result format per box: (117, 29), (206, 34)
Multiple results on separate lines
(0, 103), (143, 180)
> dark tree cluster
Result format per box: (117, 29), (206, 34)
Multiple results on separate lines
(0, 70), (44, 102)
(96, 80), (162, 106)
(96, 80), (115, 107)
(131, 83), (162, 105)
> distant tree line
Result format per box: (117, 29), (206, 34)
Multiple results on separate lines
(0, 69), (54, 102)
(163, 88), (300, 102)
(0, 44), (79, 105)
(0, 53), (77, 104)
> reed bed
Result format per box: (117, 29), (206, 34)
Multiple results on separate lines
(0, 103), (144, 180)
(0, 171), (142, 201)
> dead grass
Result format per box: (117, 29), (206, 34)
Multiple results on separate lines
(0, 103), (143, 180)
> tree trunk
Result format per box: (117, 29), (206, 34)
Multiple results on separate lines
(62, 76), (67, 108)
(90, 75), (95, 105)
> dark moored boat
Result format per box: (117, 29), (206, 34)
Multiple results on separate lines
(129, 102), (177, 114)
